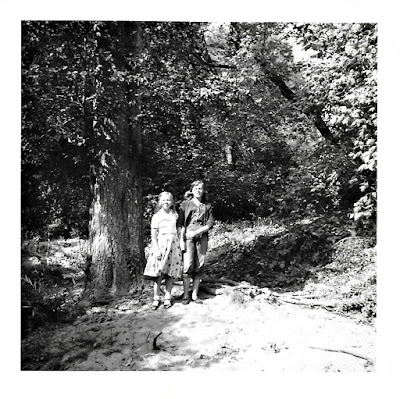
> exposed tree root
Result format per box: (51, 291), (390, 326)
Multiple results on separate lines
(152, 332), (162, 351)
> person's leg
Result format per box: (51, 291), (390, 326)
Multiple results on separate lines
(153, 275), (162, 299)
(191, 252), (201, 301)
(164, 275), (173, 308)
(164, 275), (173, 299)
(152, 276), (163, 309)
(182, 274), (191, 303)
(192, 235), (208, 302)
(182, 239), (195, 303)
(191, 276), (201, 301)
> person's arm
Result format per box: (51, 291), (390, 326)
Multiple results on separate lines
(177, 202), (185, 229)
(186, 204), (214, 239)
(178, 226), (186, 251)
(177, 203), (187, 251)
(150, 214), (161, 259)
(205, 204), (215, 230)
(186, 225), (210, 240)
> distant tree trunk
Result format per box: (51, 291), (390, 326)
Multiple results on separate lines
(224, 142), (236, 170)
(88, 22), (144, 299)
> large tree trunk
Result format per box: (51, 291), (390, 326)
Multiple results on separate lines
(88, 22), (144, 299)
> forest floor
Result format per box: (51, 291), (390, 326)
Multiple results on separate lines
(21, 217), (376, 372)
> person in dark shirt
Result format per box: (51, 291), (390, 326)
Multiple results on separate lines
(177, 180), (214, 304)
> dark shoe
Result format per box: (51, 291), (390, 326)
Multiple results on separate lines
(193, 298), (203, 304)
(182, 297), (190, 305)
(164, 299), (172, 309)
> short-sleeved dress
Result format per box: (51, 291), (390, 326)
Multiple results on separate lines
(143, 209), (182, 279)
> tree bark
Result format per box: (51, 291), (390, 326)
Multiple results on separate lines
(88, 22), (144, 299)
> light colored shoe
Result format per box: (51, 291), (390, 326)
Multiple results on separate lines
(151, 299), (160, 310)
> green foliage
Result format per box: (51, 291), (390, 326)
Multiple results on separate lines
(21, 265), (64, 337)
(289, 23), (377, 230)
(21, 21), (377, 242)
(22, 21), (96, 238)
(21, 261), (86, 337)
(21, 238), (89, 337)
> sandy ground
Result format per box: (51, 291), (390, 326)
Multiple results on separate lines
(44, 286), (375, 372)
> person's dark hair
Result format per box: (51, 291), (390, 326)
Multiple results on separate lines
(189, 180), (209, 203)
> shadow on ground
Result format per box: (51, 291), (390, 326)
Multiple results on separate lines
(205, 219), (346, 293)
(21, 284), (233, 371)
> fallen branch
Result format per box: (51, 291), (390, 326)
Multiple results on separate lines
(274, 295), (335, 309)
(200, 282), (258, 296)
(333, 236), (360, 247)
(94, 360), (108, 370)
(287, 293), (321, 299)
(309, 346), (374, 363)
(201, 277), (240, 286)
(199, 284), (236, 296)
(199, 285), (220, 295)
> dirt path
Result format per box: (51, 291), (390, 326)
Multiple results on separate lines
(38, 286), (375, 372)
(21, 230), (377, 372)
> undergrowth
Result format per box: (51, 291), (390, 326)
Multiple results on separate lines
(21, 215), (376, 343)
(21, 239), (88, 338)
(206, 216), (376, 322)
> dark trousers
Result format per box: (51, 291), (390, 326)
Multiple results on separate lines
(183, 230), (208, 278)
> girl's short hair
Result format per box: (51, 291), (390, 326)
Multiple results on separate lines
(156, 191), (176, 212)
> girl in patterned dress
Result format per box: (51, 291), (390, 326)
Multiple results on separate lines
(143, 191), (182, 309)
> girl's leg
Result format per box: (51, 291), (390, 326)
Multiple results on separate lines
(151, 276), (163, 310)
(164, 276), (173, 308)
(164, 275), (173, 299)
(153, 276), (163, 300)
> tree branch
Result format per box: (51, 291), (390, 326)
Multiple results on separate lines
(259, 61), (339, 145)
(192, 47), (236, 70)
(309, 346), (374, 363)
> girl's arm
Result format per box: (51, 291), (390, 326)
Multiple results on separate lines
(178, 227), (186, 252)
(151, 228), (161, 259)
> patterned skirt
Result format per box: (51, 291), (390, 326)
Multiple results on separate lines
(143, 234), (182, 279)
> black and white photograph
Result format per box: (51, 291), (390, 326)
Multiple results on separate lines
(3, 0), (400, 397)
